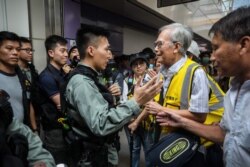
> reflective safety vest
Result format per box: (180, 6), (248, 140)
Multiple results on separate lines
(159, 59), (225, 147)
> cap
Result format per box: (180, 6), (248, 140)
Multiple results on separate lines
(187, 40), (200, 58)
(129, 52), (149, 67)
(141, 47), (155, 59)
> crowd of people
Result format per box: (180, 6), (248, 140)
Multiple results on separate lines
(0, 5), (249, 167)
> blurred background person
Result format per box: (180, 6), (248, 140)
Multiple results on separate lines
(124, 52), (156, 167)
(18, 37), (39, 134)
(186, 40), (200, 63)
(141, 47), (156, 68)
(68, 45), (80, 69)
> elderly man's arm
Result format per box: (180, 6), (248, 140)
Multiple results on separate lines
(146, 101), (207, 123)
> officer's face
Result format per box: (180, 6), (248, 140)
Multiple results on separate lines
(211, 33), (243, 77)
(92, 37), (112, 71)
(0, 40), (20, 70)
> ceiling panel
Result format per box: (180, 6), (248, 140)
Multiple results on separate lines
(199, 4), (221, 15)
(82, 0), (241, 51)
(193, 9), (204, 17)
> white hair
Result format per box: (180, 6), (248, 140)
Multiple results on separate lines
(159, 23), (193, 55)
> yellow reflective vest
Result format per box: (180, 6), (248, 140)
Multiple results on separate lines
(158, 58), (225, 147)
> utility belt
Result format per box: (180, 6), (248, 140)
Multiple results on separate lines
(64, 128), (117, 167)
(64, 109), (120, 146)
(64, 125), (119, 146)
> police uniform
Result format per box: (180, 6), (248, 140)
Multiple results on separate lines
(65, 63), (141, 166)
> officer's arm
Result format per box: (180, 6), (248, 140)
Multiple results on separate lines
(7, 119), (55, 167)
(68, 75), (162, 136)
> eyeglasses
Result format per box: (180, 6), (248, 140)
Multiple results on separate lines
(0, 89), (10, 107)
(20, 48), (35, 53)
(154, 40), (179, 49)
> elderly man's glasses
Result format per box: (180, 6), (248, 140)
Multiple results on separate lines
(154, 40), (179, 49)
(20, 48), (35, 53)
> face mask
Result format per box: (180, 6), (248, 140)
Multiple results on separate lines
(202, 57), (210, 65)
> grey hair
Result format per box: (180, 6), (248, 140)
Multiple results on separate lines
(159, 23), (193, 55)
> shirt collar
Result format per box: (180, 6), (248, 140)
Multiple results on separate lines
(230, 77), (250, 89)
(160, 56), (187, 78)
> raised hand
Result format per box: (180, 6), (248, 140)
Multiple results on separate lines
(133, 76), (163, 106)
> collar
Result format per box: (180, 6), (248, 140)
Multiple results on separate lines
(77, 62), (99, 78)
(230, 77), (250, 89)
(47, 63), (65, 76)
(160, 56), (187, 79)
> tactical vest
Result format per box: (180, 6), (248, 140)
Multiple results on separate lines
(158, 59), (224, 147)
(61, 65), (118, 145)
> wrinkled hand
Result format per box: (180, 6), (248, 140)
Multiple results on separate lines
(134, 76), (163, 106)
(128, 120), (139, 134)
(156, 111), (184, 128)
(145, 101), (163, 115)
(108, 83), (121, 96)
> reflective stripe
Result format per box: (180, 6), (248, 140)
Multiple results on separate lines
(180, 63), (200, 109)
(180, 65), (224, 112)
(207, 76), (224, 111)
(209, 102), (224, 111)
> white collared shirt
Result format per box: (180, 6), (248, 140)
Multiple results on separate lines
(220, 79), (250, 166)
(160, 56), (209, 113)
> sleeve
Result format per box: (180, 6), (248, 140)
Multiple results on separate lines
(189, 68), (210, 113)
(67, 75), (140, 136)
(219, 91), (231, 131)
(7, 119), (55, 167)
(39, 72), (59, 97)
